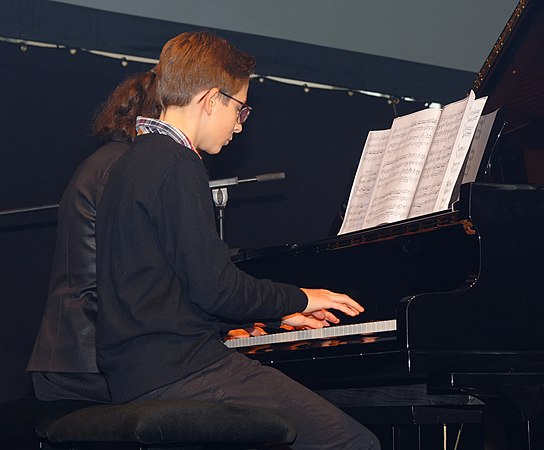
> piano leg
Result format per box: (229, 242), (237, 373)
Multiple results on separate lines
(429, 373), (544, 450)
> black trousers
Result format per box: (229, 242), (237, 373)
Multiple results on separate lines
(32, 371), (111, 403)
(135, 352), (380, 450)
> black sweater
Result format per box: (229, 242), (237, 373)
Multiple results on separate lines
(96, 133), (307, 403)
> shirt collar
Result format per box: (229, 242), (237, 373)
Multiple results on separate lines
(135, 116), (201, 159)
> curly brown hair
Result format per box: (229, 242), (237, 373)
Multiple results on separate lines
(92, 71), (160, 142)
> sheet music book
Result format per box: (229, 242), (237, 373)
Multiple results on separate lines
(339, 91), (487, 234)
(461, 109), (499, 184)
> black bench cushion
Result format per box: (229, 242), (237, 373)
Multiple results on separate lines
(46, 399), (296, 445)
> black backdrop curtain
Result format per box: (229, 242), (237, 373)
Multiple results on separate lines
(0, 39), (427, 247)
(0, 41), (150, 211)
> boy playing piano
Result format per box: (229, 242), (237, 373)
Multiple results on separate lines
(93, 31), (379, 450)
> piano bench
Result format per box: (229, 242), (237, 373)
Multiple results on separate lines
(0, 398), (297, 449)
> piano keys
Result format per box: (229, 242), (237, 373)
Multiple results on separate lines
(224, 319), (397, 349)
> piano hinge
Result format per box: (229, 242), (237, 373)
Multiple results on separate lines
(461, 219), (476, 235)
(472, 0), (527, 92)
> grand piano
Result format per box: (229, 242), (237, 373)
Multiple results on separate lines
(228, 0), (544, 448)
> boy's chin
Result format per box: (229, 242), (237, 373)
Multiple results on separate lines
(201, 146), (223, 156)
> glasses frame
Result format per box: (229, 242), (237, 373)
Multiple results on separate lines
(219, 91), (252, 124)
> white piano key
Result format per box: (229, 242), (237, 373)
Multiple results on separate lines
(224, 319), (397, 349)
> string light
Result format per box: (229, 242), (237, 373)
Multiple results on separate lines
(1, 35), (441, 108)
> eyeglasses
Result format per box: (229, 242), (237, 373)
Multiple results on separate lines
(219, 91), (252, 124)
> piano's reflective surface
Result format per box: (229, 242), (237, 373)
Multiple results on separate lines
(233, 183), (544, 376)
(231, 0), (544, 448)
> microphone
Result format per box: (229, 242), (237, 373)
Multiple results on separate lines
(209, 172), (285, 189)
(209, 172), (285, 241)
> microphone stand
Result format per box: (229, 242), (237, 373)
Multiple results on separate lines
(0, 172), (286, 242)
(209, 172), (285, 241)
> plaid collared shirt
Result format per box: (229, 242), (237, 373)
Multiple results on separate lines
(135, 116), (201, 159)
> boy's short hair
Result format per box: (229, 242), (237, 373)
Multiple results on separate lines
(155, 31), (256, 109)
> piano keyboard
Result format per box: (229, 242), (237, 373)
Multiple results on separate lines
(224, 319), (397, 349)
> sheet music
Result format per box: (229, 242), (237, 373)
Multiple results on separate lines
(338, 90), (486, 233)
(407, 93), (487, 217)
(462, 109), (499, 183)
(362, 108), (441, 229)
(434, 96), (487, 211)
(338, 129), (390, 235)
(407, 96), (472, 217)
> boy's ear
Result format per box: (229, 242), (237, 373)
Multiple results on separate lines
(203, 88), (221, 116)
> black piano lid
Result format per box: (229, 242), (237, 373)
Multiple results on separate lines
(473, 0), (544, 117)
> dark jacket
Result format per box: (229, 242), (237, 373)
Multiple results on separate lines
(27, 141), (129, 373)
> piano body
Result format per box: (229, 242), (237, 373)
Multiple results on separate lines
(231, 0), (544, 447)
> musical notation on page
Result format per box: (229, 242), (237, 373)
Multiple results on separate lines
(339, 91), (487, 234)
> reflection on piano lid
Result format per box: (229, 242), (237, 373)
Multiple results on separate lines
(224, 319), (396, 349)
